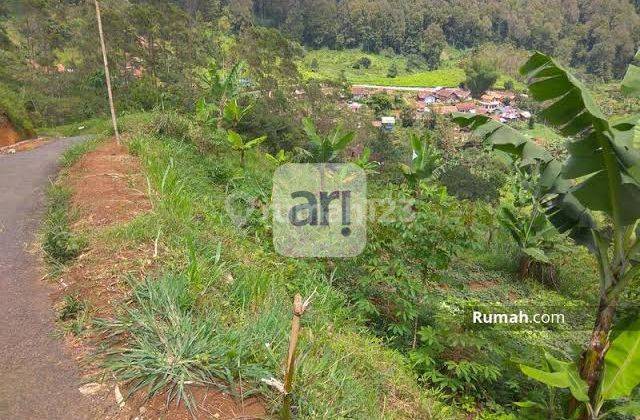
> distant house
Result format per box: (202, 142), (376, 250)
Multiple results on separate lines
(417, 88), (438, 104)
(500, 106), (520, 120)
(125, 55), (144, 78)
(520, 110), (532, 119)
(380, 116), (396, 130)
(435, 88), (457, 103)
(351, 86), (369, 100)
(456, 102), (476, 113)
(479, 100), (501, 112)
(433, 105), (458, 115)
(451, 88), (471, 101)
(482, 90), (516, 104)
(434, 88), (470, 103)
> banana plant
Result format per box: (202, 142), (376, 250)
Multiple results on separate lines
(222, 99), (252, 130)
(353, 147), (379, 174)
(453, 51), (640, 417)
(265, 149), (291, 167)
(517, 318), (640, 419)
(196, 61), (245, 129)
(226, 130), (266, 168)
(301, 117), (355, 163)
(498, 166), (568, 286)
(399, 132), (442, 191)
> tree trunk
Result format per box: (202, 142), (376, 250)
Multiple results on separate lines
(570, 296), (618, 419)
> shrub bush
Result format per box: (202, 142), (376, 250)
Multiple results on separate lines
(0, 82), (35, 137)
(42, 185), (85, 265)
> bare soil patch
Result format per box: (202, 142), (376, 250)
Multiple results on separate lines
(468, 280), (499, 291)
(0, 118), (21, 146)
(66, 140), (151, 229)
(0, 137), (50, 153)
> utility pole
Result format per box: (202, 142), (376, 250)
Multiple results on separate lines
(93, 0), (120, 143)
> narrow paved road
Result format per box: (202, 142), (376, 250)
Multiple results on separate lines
(0, 137), (93, 419)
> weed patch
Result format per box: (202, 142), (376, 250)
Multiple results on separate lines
(42, 185), (85, 266)
(95, 273), (269, 410)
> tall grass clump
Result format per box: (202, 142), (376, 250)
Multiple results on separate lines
(95, 273), (268, 410)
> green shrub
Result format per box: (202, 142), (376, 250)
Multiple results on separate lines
(57, 295), (90, 336)
(125, 76), (162, 111)
(387, 62), (399, 78)
(438, 150), (509, 203)
(115, 112), (156, 136)
(42, 185), (85, 265)
(0, 82), (35, 137)
(58, 295), (86, 321)
(152, 111), (192, 141)
(207, 161), (237, 185)
(352, 56), (372, 69)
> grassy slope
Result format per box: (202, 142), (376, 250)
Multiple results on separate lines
(129, 129), (597, 416)
(51, 113), (603, 417)
(37, 117), (109, 138)
(301, 48), (518, 88)
(102, 130), (456, 419)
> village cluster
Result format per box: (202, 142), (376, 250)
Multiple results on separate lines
(349, 85), (531, 130)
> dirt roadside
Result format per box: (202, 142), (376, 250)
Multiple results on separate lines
(53, 139), (266, 419)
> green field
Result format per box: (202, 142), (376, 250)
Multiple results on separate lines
(301, 48), (518, 89)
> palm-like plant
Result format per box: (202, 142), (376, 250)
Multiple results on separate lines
(498, 166), (568, 286)
(265, 149), (291, 167)
(222, 99), (252, 130)
(196, 61), (245, 129)
(227, 130), (266, 168)
(353, 147), (379, 174)
(454, 51), (640, 418)
(399, 132), (442, 191)
(301, 117), (355, 163)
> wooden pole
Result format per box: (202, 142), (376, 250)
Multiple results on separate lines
(281, 294), (307, 420)
(93, 0), (120, 143)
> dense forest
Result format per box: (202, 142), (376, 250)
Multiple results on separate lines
(243, 0), (640, 80)
(2, 0), (640, 419)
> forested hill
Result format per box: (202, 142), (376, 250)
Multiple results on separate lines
(242, 0), (640, 80)
(1, 0), (639, 128)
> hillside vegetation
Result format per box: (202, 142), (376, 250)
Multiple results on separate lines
(0, 82), (34, 137)
(3, 0), (640, 419)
